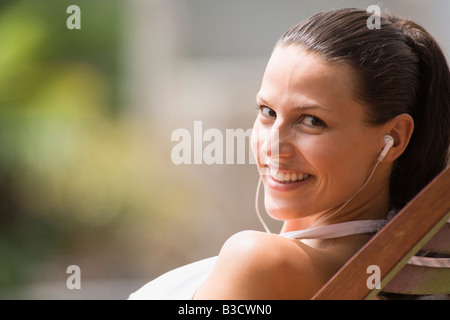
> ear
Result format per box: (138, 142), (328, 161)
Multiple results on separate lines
(381, 113), (414, 163)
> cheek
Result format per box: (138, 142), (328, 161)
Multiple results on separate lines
(310, 139), (373, 197)
(261, 137), (373, 219)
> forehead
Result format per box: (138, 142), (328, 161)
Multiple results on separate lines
(259, 45), (359, 109)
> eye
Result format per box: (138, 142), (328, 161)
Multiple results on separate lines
(259, 105), (276, 118)
(300, 115), (327, 128)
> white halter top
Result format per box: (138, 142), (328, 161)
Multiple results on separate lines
(128, 217), (390, 300)
(280, 218), (387, 239)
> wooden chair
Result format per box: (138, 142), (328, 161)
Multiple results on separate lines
(312, 166), (450, 300)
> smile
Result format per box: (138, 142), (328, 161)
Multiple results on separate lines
(270, 169), (311, 183)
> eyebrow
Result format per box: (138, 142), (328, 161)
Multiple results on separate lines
(256, 94), (330, 113)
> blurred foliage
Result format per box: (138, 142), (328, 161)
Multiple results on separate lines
(0, 0), (196, 292)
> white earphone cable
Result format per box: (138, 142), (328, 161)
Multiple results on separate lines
(307, 160), (381, 229)
(255, 176), (271, 233)
(255, 160), (381, 233)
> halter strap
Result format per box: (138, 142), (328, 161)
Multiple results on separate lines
(280, 219), (387, 240)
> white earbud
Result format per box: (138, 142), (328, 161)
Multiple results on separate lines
(377, 135), (394, 162)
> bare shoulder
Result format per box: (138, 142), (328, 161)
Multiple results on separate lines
(194, 230), (335, 300)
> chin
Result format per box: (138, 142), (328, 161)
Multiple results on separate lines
(264, 201), (311, 222)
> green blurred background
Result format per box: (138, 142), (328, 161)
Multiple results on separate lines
(0, 0), (448, 299)
(0, 0), (206, 298)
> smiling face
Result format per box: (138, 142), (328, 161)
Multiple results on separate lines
(251, 45), (388, 229)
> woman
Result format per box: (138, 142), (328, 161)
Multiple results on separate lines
(129, 8), (449, 300)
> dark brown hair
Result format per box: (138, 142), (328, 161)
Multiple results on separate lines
(277, 8), (450, 209)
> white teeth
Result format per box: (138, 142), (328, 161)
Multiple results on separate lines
(270, 170), (310, 182)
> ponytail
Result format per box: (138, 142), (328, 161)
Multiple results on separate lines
(387, 16), (450, 208)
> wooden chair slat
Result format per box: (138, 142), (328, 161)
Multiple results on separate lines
(383, 258), (450, 295)
(421, 222), (450, 254)
(312, 167), (450, 300)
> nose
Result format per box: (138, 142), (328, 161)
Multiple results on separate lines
(271, 118), (295, 159)
(258, 119), (295, 166)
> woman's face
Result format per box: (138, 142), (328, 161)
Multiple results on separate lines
(251, 45), (385, 224)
